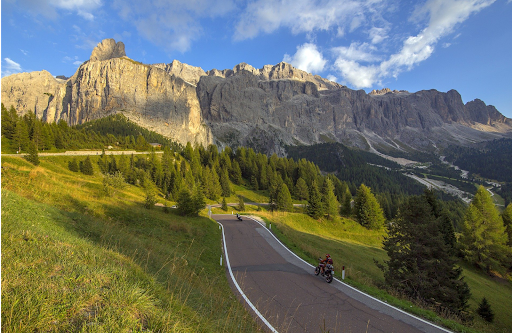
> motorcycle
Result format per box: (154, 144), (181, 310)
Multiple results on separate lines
(314, 258), (334, 283)
(236, 213), (242, 221)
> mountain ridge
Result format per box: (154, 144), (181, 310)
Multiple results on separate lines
(2, 38), (511, 155)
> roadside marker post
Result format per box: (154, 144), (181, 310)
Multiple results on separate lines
(220, 255), (223, 266)
(342, 266), (345, 280)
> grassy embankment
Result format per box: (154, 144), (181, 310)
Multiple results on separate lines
(252, 211), (512, 333)
(1, 155), (260, 332)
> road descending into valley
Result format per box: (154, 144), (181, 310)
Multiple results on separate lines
(214, 214), (451, 333)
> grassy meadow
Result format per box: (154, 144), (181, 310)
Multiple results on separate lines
(3, 153), (512, 333)
(1, 155), (260, 332)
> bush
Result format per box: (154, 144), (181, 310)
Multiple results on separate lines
(68, 159), (79, 172)
(103, 171), (126, 197)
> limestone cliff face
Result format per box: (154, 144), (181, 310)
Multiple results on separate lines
(198, 71), (512, 153)
(1, 39), (212, 147)
(2, 38), (510, 154)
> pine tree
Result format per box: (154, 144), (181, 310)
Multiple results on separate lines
(307, 180), (323, 219)
(231, 160), (243, 184)
(192, 184), (206, 215)
(295, 177), (309, 201)
(144, 181), (158, 209)
(322, 178), (339, 219)
(13, 118), (30, 153)
(477, 297), (494, 322)
(25, 140), (40, 166)
(251, 175), (259, 191)
(354, 184), (385, 229)
(502, 203), (512, 246)
(1, 104), (18, 139)
(341, 188), (352, 216)
(377, 195), (471, 315)
(68, 158), (79, 172)
(220, 168), (231, 197)
(221, 196), (228, 211)
(461, 186), (509, 273)
(238, 195), (245, 212)
(80, 156), (94, 175)
(177, 189), (194, 216)
(276, 183), (293, 212)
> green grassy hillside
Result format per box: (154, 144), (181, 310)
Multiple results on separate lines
(1, 156), (259, 332)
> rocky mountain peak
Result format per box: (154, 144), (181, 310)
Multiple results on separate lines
(369, 88), (408, 95)
(90, 38), (126, 62)
(153, 59), (206, 86)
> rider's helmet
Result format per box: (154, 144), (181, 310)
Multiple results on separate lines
(326, 254), (330, 258)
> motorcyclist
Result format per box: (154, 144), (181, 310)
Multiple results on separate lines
(319, 254), (332, 275)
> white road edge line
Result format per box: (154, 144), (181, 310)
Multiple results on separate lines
(216, 219), (279, 333)
(243, 215), (453, 333)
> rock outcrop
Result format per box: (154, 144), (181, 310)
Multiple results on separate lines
(90, 39), (126, 62)
(1, 39), (212, 146)
(2, 38), (511, 155)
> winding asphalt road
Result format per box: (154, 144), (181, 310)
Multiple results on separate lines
(214, 214), (450, 333)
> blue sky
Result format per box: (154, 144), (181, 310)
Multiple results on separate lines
(2, 0), (511, 118)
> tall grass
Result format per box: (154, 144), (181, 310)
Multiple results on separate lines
(1, 156), (260, 332)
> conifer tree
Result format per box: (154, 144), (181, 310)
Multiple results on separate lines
(340, 188), (352, 216)
(231, 160), (242, 184)
(25, 140), (40, 166)
(276, 183), (293, 212)
(251, 175), (259, 191)
(13, 118), (30, 153)
(144, 180), (158, 209)
(295, 177), (309, 201)
(177, 188), (194, 216)
(221, 196), (228, 211)
(238, 195), (245, 212)
(502, 203), (512, 246)
(307, 180), (323, 219)
(192, 184), (206, 215)
(477, 297), (494, 322)
(80, 156), (94, 175)
(461, 186), (509, 272)
(220, 168), (231, 197)
(377, 195), (471, 315)
(322, 178), (339, 219)
(354, 184), (385, 229)
(68, 158), (79, 172)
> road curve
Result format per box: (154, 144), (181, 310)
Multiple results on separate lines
(214, 214), (450, 333)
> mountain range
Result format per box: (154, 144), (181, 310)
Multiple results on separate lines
(2, 38), (511, 156)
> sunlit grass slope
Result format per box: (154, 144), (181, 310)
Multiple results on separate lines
(1, 156), (259, 332)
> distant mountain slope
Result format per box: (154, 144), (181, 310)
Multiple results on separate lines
(2, 38), (511, 155)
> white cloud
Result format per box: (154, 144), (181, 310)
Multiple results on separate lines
(113, 0), (236, 53)
(332, 42), (380, 62)
(368, 27), (388, 44)
(20, 49), (29, 56)
(332, 0), (495, 88)
(73, 60), (83, 66)
(2, 58), (23, 77)
(334, 58), (379, 88)
(283, 43), (327, 74)
(327, 74), (338, 82)
(234, 0), (378, 41)
(17, 0), (102, 20)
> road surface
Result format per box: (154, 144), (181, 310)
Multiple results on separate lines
(214, 214), (450, 333)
